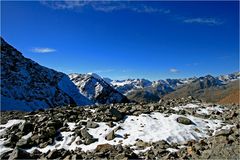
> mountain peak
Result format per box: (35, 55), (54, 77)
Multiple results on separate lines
(87, 72), (102, 80)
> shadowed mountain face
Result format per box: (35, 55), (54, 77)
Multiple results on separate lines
(69, 73), (129, 104)
(1, 38), (92, 111)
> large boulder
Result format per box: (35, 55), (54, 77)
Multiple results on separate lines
(176, 117), (195, 125)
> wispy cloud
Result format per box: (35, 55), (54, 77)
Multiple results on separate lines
(30, 47), (56, 53)
(40, 1), (170, 14)
(183, 18), (223, 25)
(169, 68), (180, 73)
(41, 1), (223, 26)
(92, 69), (115, 73)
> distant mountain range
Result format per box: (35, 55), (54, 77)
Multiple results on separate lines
(163, 75), (239, 104)
(104, 73), (239, 104)
(1, 37), (239, 111)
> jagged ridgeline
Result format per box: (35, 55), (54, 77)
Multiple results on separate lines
(108, 73), (239, 104)
(0, 37), (93, 111)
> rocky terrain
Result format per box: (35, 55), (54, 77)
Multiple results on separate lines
(0, 97), (239, 159)
(69, 73), (129, 104)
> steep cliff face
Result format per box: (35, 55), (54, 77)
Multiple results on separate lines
(1, 38), (92, 111)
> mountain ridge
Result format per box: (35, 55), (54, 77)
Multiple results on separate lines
(69, 73), (129, 104)
(1, 37), (93, 111)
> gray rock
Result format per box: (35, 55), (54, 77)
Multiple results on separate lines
(152, 148), (168, 156)
(30, 134), (40, 144)
(46, 126), (56, 137)
(39, 142), (48, 148)
(19, 122), (33, 135)
(95, 143), (114, 153)
(176, 117), (195, 125)
(4, 134), (19, 148)
(105, 130), (115, 141)
(38, 116), (47, 123)
(115, 153), (127, 160)
(63, 155), (71, 160)
(215, 129), (232, 137)
(135, 140), (148, 148)
(84, 138), (98, 145)
(154, 140), (171, 149)
(16, 138), (29, 148)
(30, 149), (42, 159)
(106, 121), (115, 128)
(109, 108), (123, 121)
(76, 140), (83, 145)
(8, 148), (31, 160)
(81, 128), (93, 139)
(201, 149), (212, 159)
(87, 121), (99, 128)
(47, 120), (63, 130)
(47, 149), (61, 159)
(0, 150), (12, 160)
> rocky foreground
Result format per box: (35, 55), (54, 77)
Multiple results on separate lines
(0, 98), (239, 160)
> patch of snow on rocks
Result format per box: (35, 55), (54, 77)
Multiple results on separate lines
(0, 120), (25, 155)
(172, 103), (226, 115)
(26, 112), (230, 153)
(132, 146), (151, 154)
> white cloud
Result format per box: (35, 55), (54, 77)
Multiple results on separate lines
(169, 68), (180, 73)
(30, 47), (56, 53)
(41, 1), (224, 26)
(183, 18), (223, 25)
(40, 1), (170, 14)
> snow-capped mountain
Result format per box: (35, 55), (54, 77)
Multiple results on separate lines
(152, 77), (197, 89)
(1, 37), (92, 111)
(110, 79), (152, 95)
(69, 73), (129, 104)
(107, 73), (239, 96)
(105, 73), (239, 103)
(217, 72), (240, 84)
(108, 77), (195, 95)
(163, 74), (240, 104)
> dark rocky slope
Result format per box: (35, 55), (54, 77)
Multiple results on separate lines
(1, 37), (92, 111)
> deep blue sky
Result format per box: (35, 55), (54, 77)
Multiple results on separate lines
(1, 1), (239, 80)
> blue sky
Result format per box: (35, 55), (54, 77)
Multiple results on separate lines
(1, 1), (239, 80)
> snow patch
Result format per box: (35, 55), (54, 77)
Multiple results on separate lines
(172, 104), (226, 115)
(24, 112), (230, 154)
(0, 120), (25, 155)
